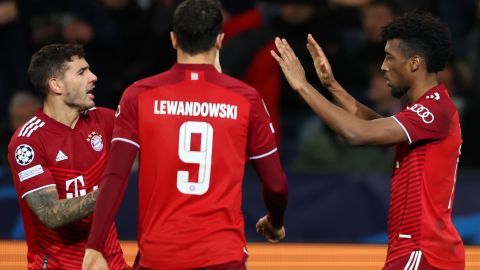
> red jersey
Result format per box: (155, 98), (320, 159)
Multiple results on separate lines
(112, 64), (278, 269)
(388, 84), (464, 269)
(7, 108), (128, 270)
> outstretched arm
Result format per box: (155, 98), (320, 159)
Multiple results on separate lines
(306, 34), (382, 120)
(25, 186), (99, 229)
(271, 37), (406, 145)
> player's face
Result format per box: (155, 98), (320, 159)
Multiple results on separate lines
(381, 39), (410, 98)
(61, 57), (97, 110)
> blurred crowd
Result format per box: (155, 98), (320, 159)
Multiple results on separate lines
(1, 0), (479, 172)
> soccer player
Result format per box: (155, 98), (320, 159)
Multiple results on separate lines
(7, 44), (128, 269)
(83, 0), (288, 269)
(271, 13), (464, 270)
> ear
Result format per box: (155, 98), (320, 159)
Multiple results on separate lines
(48, 78), (63, 95)
(170, 31), (178, 50)
(215, 33), (224, 50)
(410, 56), (423, 72)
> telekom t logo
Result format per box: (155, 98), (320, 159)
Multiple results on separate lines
(65, 176), (98, 198)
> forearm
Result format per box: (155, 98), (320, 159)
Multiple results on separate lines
(87, 141), (138, 251)
(298, 83), (370, 145)
(26, 187), (99, 229)
(252, 151), (288, 228)
(328, 81), (382, 120)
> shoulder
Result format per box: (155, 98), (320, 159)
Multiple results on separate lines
(127, 70), (184, 95)
(207, 72), (261, 102)
(8, 127), (44, 167)
(411, 90), (455, 124)
(9, 115), (46, 147)
(87, 107), (116, 119)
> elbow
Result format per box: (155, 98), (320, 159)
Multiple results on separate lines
(342, 130), (365, 146)
(41, 218), (62, 230)
(37, 212), (66, 230)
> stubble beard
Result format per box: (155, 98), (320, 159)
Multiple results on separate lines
(390, 85), (408, 99)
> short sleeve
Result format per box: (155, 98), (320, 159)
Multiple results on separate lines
(8, 138), (55, 199)
(393, 99), (450, 144)
(112, 86), (140, 148)
(247, 95), (278, 159)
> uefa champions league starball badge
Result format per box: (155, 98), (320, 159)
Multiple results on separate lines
(15, 144), (35, 166)
(87, 131), (104, 152)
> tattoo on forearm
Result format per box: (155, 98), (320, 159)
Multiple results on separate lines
(25, 186), (99, 229)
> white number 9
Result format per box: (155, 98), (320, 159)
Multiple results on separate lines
(177, 121), (213, 195)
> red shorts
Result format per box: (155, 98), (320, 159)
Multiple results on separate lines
(383, 250), (440, 270)
(132, 251), (248, 270)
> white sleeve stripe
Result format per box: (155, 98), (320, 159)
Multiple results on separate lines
(249, 147), (277, 160)
(19, 116), (37, 136)
(21, 184), (56, 199)
(112, 137), (140, 149)
(392, 116), (412, 144)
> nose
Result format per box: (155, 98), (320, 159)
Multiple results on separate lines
(89, 70), (98, 82)
(381, 58), (388, 72)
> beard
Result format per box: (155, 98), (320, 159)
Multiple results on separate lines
(390, 85), (408, 99)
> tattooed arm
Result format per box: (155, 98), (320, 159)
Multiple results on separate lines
(24, 186), (99, 229)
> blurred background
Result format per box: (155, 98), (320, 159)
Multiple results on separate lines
(1, 0), (480, 268)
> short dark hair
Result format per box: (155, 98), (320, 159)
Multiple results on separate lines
(28, 43), (85, 100)
(172, 0), (223, 55)
(381, 12), (452, 73)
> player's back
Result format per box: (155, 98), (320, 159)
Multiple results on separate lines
(125, 64), (275, 268)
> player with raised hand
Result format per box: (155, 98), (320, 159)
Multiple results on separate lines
(272, 12), (464, 270)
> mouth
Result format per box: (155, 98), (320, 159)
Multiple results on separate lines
(87, 87), (95, 99)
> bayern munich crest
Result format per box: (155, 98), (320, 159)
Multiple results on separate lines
(87, 131), (104, 152)
(15, 144), (35, 166)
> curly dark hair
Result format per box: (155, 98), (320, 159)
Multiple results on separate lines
(28, 43), (85, 100)
(381, 12), (452, 73)
(173, 0), (223, 55)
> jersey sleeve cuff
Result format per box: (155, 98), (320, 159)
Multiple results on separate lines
(391, 116), (412, 144)
(249, 147), (277, 160)
(21, 184), (56, 199)
(111, 137), (140, 149)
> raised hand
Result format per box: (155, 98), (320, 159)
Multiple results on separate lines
(256, 215), (285, 243)
(306, 34), (337, 89)
(270, 37), (309, 92)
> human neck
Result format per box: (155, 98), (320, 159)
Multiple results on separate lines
(406, 73), (439, 103)
(177, 49), (216, 66)
(43, 97), (80, 128)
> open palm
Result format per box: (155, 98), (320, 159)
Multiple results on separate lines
(306, 34), (337, 88)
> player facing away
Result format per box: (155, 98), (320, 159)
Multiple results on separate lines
(7, 44), (129, 269)
(271, 13), (464, 270)
(83, 0), (288, 269)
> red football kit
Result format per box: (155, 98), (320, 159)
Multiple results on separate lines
(8, 108), (128, 270)
(386, 84), (464, 269)
(87, 64), (288, 269)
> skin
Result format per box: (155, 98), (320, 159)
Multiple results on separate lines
(271, 34), (443, 145)
(271, 36), (407, 145)
(24, 56), (99, 229)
